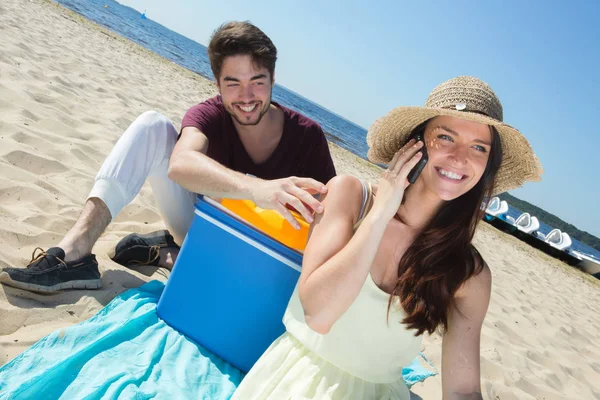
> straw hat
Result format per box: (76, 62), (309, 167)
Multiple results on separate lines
(367, 76), (543, 194)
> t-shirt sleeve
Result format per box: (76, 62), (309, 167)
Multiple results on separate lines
(301, 126), (337, 184)
(180, 99), (222, 141)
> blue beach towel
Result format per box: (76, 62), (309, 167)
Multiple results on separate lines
(0, 281), (436, 399)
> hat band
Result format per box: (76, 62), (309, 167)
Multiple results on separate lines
(438, 103), (491, 118)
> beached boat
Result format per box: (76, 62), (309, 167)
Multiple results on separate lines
(513, 225), (581, 266)
(570, 250), (600, 278)
(483, 206), (582, 267)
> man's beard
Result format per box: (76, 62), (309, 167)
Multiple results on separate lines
(226, 94), (272, 126)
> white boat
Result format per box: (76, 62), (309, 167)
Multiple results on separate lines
(514, 213), (540, 234)
(544, 229), (572, 251)
(570, 250), (600, 275)
(485, 197), (509, 217)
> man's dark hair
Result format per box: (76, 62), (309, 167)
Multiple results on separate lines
(208, 21), (277, 82)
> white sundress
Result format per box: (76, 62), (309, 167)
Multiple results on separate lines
(231, 274), (422, 400)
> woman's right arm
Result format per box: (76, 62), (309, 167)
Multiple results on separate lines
(299, 140), (424, 334)
(299, 175), (389, 334)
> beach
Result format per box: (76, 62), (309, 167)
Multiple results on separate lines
(1, 1), (599, 399)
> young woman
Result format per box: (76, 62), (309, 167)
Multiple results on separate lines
(232, 76), (543, 400)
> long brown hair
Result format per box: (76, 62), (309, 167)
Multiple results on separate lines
(389, 119), (503, 336)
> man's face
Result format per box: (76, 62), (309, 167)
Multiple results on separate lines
(217, 54), (273, 126)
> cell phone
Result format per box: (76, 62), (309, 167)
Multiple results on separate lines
(407, 134), (428, 184)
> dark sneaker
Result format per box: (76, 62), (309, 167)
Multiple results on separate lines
(109, 230), (179, 268)
(0, 247), (101, 293)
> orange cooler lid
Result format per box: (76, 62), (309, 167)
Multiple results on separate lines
(219, 199), (309, 252)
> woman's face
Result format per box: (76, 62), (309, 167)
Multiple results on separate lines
(419, 116), (492, 201)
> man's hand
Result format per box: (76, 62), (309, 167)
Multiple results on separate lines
(249, 177), (328, 229)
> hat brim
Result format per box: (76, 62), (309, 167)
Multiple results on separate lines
(366, 107), (543, 195)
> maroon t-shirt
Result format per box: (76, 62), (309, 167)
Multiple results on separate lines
(180, 96), (336, 184)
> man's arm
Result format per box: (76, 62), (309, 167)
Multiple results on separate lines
(168, 126), (254, 198)
(168, 126), (327, 228)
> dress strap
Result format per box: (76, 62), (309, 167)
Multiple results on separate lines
(352, 180), (373, 231)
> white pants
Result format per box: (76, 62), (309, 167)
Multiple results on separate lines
(88, 111), (196, 245)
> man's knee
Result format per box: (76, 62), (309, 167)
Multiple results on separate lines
(137, 110), (173, 129)
(127, 111), (178, 142)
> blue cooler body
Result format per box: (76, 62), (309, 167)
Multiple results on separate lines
(156, 196), (303, 372)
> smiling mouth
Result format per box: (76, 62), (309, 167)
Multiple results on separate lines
(435, 167), (467, 182)
(235, 103), (259, 113)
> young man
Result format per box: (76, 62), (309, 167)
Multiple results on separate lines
(0, 21), (336, 293)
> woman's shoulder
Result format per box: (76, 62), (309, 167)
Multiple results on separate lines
(323, 175), (366, 202)
(325, 175), (363, 191)
(321, 175), (367, 221)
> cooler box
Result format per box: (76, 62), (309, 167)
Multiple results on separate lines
(157, 196), (304, 372)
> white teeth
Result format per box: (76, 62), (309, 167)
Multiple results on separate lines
(439, 168), (464, 180)
(239, 104), (257, 112)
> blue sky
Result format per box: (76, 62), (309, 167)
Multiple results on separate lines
(119, 0), (599, 237)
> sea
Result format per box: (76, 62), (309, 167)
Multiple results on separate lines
(53, 0), (600, 262)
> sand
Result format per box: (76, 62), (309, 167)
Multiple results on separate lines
(0, 1), (599, 399)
